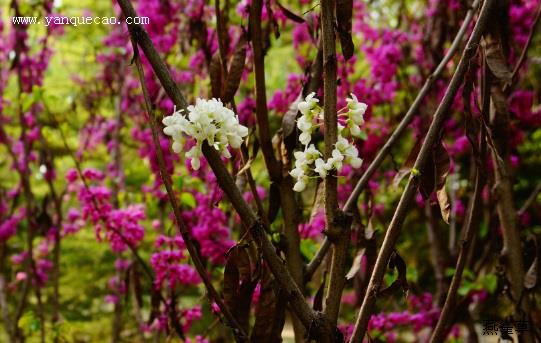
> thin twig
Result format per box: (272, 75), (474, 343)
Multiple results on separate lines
(305, 238), (331, 281)
(518, 183), (541, 217)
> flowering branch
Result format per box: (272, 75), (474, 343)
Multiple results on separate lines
(349, 0), (496, 340)
(116, 0), (335, 339)
(305, 0), (482, 280)
(319, 0), (350, 327)
(128, 38), (249, 341)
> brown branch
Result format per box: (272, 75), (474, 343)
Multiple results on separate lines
(319, 0), (350, 327)
(249, 0), (281, 181)
(518, 182), (541, 217)
(202, 143), (333, 340)
(305, 238), (331, 281)
(485, 10), (534, 340)
(349, 0), (495, 340)
(430, 128), (486, 342)
(425, 203), (450, 306)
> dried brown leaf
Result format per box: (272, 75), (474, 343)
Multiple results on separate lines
(434, 142), (451, 223)
(524, 256), (538, 289)
(275, 0), (305, 23)
(209, 52), (222, 99)
(346, 248), (366, 280)
(251, 269), (285, 343)
(483, 37), (512, 83)
(336, 0), (354, 60)
(222, 37), (247, 103)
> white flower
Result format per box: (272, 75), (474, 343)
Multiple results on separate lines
(349, 156), (363, 168)
(299, 131), (312, 145)
(327, 148), (344, 170)
(162, 98), (248, 170)
(297, 115), (313, 132)
(290, 166), (305, 179)
(293, 178), (307, 192)
(342, 141), (363, 169)
(172, 141), (182, 153)
(346, 93), (367, 125)
(335, 136), (350, 151)
(290, 93), (367, 191)
(304, 144), (321, 161)
(349, 121), (362, 137)
(297, 92), (319, 115)
(314, 158), (329, 178)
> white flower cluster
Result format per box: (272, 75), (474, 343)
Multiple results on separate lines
(162, 98), (248, 170)
(290, 92), (367, 192)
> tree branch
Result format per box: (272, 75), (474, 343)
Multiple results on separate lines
(320, 0), (350, 326)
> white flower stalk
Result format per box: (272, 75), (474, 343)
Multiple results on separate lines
(296, 92), (322, 146)
(162, 98), (248, 170)
(345, 93), (368, 138)
(290, 93), (367, 192)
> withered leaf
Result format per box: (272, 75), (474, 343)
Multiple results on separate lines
(393, 140), (422, 188)
(222, 37), (247, 103)
(378, 280), (402, 298)
(223, 246), (255, 332)
(389, 251), (408, 293)
(313, 272), (327, 311)
(346, 248), (366, 280)
(434, 142), (451, 224)
(483, 37), (512, 83)
(524, 256), (538, 289)
(419, 155), (435, 200)
(251, 268), (285, 343)
(275, 0), (305, 23)
(336, 0), (354, 60)
(267, 182), (281, 224)
(209, 52), (222, 99)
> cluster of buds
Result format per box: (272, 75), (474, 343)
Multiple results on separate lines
(290, 93), (367, 192)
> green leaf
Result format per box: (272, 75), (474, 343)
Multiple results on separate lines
(300, 239), (317, 260)
(357, 130), (368, 141)
(458, 280), (475, 296)
(180, 192), (196, 208)
(445, 267), (456, 277)
(18, 311), (40, 335)
(479, 222), (489, 238)
(481, 274), (498, 294)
